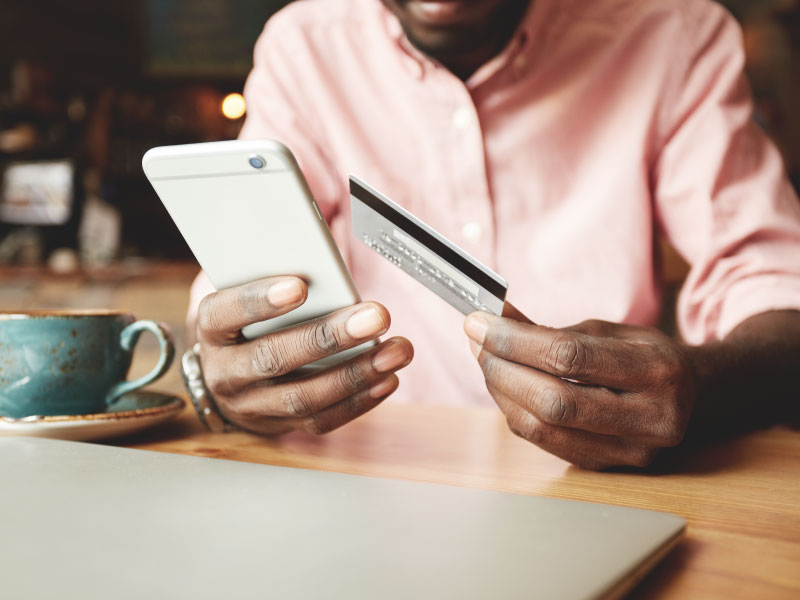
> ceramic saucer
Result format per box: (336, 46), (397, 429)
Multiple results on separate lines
(0, 390), (185, 441)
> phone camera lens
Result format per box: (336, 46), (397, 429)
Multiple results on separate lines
(249, 155), (266, 169)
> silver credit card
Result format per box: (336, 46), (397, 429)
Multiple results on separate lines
(350, 175), (507, 315)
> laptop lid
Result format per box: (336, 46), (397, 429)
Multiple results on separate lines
(0, 437), (684, 599)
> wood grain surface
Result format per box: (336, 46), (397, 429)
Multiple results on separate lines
(112, 402), (800, 599)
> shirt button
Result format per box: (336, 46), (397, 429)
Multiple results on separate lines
(462, 222), (483, 243)
(452, 107), (471, 129)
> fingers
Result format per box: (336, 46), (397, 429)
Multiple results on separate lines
(477, 350), (676, 443)
(468, 314), (688, 468)
(490, 390), (657, 470)
(197, 281), (409, 438)
(292, 374), (399, 434)
(464, 313), (656, 388)
(197, 277), (308, 345)
(218, 337), (412, 419)
(203, 302), (393, 394)
(220, 375), (400, 437)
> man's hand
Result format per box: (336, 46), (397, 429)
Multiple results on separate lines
(196, 276), (413, 436)
(464, 313), (695, 470)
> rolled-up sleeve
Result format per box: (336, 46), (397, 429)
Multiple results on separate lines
(653, 2), (800, 344)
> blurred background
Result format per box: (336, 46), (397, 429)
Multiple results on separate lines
(0, 0), (289, 389)
(0, 0), (798, 383)
(1, 0), (797, 269)
(0, 0), (293, 266)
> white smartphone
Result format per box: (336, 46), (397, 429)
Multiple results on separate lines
(142, 139), (369, 365)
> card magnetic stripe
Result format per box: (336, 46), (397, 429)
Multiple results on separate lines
(349, 178), (506, 298)
(349, 178), (506, 315)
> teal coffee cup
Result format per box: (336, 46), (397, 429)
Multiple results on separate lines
(0, 311), (175, 418)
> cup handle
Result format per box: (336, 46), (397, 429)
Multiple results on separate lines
(106, 320), (175, 406)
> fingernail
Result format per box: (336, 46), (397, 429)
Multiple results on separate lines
(346, 306), (386, 339)
(369, 376), (398, 399)
(469, 339), (482, 359)
(372, 343), (408, 373)
(464, 313), (489, 344)
(268, 279), (304, 307)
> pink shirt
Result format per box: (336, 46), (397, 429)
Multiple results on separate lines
(190, 0), (800, 407)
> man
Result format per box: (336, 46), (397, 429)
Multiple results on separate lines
(187, 0), (800, 469)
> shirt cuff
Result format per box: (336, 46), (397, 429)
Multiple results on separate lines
(716, 274), (800, 340)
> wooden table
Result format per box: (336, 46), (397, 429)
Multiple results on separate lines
(114, 402), (800, 599)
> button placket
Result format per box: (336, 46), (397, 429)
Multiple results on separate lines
(447, 93), (496, 266)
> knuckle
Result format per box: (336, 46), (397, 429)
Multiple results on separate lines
(664, 356), (686, 387)
(303, 415), (333, 435)
(547, 335), (588, 377)
(575, 319), (616, 338)
(525, 420), (545, 446)
(649, 390), (688, 447)
(237, 282), (269, 317)
(628, 447), (658, 468)
(580, 319), (604, 333)
(649, 356), (678, 385)
(305, 319), (342, 355)
(509, 412), (544, 446)
(338, 361), (369, 392)
(197, 295), (225, 334)
(660, 429), (684, 448)
(648, 346), (686, 386)
(282, 386), (314, 418)
(536, 385), (572, 424)
(654, 409), (685, 447)
(251, 338), (285, 378)
(202, 359), (234, 398)
(479, 353), (500, 381)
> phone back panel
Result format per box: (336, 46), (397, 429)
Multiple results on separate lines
(143, 140), (360, 339)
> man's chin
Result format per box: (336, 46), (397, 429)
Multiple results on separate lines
(404, 25), (481, 56)
(382, 0), (526, 57)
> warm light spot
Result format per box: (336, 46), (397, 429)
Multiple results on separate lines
(221, 93), (246, 120)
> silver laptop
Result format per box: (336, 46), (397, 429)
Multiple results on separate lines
(0, 437), (684, 599)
